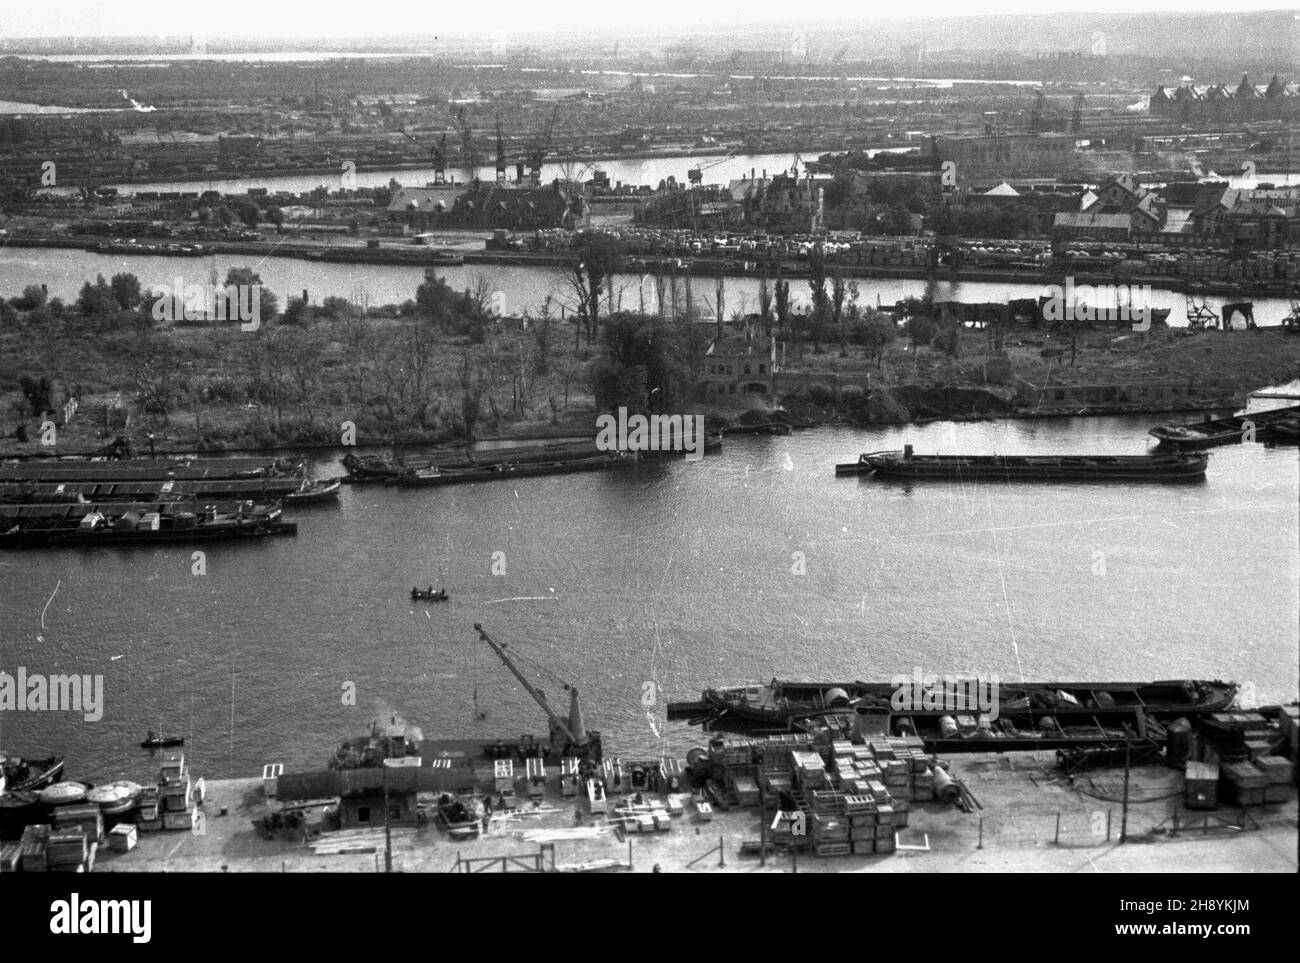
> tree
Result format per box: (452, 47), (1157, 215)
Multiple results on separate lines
(77, 274), (117, 319)
(564, 231), (625, 344)
(18, 375), (54, 416)
(223, 267), (278, 323)
(806, 246), (830, 354)
(110, 272), (143, 312)
(758, 270), (773, 338)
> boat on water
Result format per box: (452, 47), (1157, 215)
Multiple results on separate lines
(668, 678), (1239, 732)
(1149, 405), (1300, 449)
(283, 478), (342, 505)
(0, 503), (296, 548)
(341, 452), (409, 483)
(0, 476), (312, 504)
(836, 445), (1208, 481)
(411, 587), (448, 602)
(0, 454), (302, 483)
(0, 754), (65, 793)
(394, 452), (634, 487)
(140, 731), (185, 749)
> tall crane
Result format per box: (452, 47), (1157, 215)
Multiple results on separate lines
(495, 115), (508, 184)
(454, 106), (479, 183)
(528, 103), (561, 187)
(473, 623), (594, 760)
(688, 150), (734, 186)
(401, 130), (450, 184)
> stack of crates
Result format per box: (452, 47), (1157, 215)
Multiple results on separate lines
(1279, 707), (1299, 763)
(844, 795), (877, 856)
(790, 751), (828, 791)
(136, 786), (162, 831)
(524, 758), (547, 802)
(1253, 756), (1294, 803)
(809, 790), (849, 857)
(53, 804), (103, 846)
(913, 764), (935, 800)
(159, 751), (195, 831)
(46, 828), (90, 872)
(18, 824), (49, 872)
(1221, 760), (1269, 806)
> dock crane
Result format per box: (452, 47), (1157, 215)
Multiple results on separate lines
(453, 106), (479, 183)
(687, 150), (733, 186)
(472, 623), (600, 762)
(401, 130), (450, 184)
(494, 115), (508, 184)
(528, 103), (561, 187)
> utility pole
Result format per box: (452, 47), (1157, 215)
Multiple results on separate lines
(383, 766), (393, 872)
(1120, 722), (1132, 843)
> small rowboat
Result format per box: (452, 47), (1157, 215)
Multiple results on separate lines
(411, 588), (449, 602)
(141, 731), (185, 749)
(284, 478), (342, 505)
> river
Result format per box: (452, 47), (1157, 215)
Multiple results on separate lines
(0, 419), (1296, 782)
(2, 246), (1297, 325)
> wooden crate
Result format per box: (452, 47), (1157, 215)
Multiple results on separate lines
(813, 842), (851, 858)
(850, 838), (875, 855)
(1222, 761), (1268, 790)
(0, 843), (21, 873)
(53, 803), (104, 843)
(108, 824), (138, 853)
(875, 834), (896, 854)
(1254, 756), (1294, 785)
(1263, 785), (1291, 804)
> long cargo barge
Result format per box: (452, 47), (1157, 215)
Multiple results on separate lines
(0, 455), (302, 483)
(668, 678), (1238, 730)
(0, 476), (338, 505)
(393, 452), (636, 487)
(836, 447), (1208, 481)
(0, 501), (295, 548)
(1149, 404), (1300, 448)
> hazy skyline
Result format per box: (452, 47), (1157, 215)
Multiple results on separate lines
(2, 1), (1298, 40)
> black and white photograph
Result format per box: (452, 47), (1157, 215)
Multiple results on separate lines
(0, 0), (1296, 934)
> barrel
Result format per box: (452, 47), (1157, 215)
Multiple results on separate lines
(932, 765), (960, 803)
(939, 715), (958, 738)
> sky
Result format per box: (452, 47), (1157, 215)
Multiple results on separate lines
(1, 1), (1297, 39)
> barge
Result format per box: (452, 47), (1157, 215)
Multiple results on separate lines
(836, 446), (1208, 481)
(0, 501), (295, 548)
(394, 452), (634, 487)
(1149, 404), (1300, 448)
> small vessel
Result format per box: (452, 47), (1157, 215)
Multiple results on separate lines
(0, 504), (297, 548)
(141, 730), (185, 749)
(411, 587), (449, 602)
(283, 477), (342, 505)
(836, 445), (1208, 482)
(1, 754), (65, 793)
(1149, 405), (1300, 449)
(341, 453), (405, 483)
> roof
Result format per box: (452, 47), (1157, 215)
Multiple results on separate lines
(1052, 212), (1132, 231)
(274, 766), (469, 801)
(386, 185), (469, 214)
(983, 182), (1020, 197)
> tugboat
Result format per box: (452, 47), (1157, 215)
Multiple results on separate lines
(0, 754), (65, 793)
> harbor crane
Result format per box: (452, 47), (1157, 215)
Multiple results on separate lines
(472, 623), (597, 761)
(528, 103), (561, 187)
(453, 106), (479, 183)
(688, 150), (733, 186)
(401, 130), (450, 184)
(495, 115), (508, 183)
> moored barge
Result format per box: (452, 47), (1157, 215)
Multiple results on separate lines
(836, 446), (1208, 481)
(1149, 404), (1300, 448)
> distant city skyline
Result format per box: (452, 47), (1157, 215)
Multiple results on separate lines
(1, 2), (1297, 40)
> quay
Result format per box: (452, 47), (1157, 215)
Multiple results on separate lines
(77, 749), (1299, 874)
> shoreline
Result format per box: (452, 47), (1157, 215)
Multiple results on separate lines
(5, 234), (1296, 299)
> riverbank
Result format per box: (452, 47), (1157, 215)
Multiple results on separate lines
(5, 233), (1296, 298)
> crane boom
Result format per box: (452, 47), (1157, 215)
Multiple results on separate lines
(473, 623), (575, 743)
